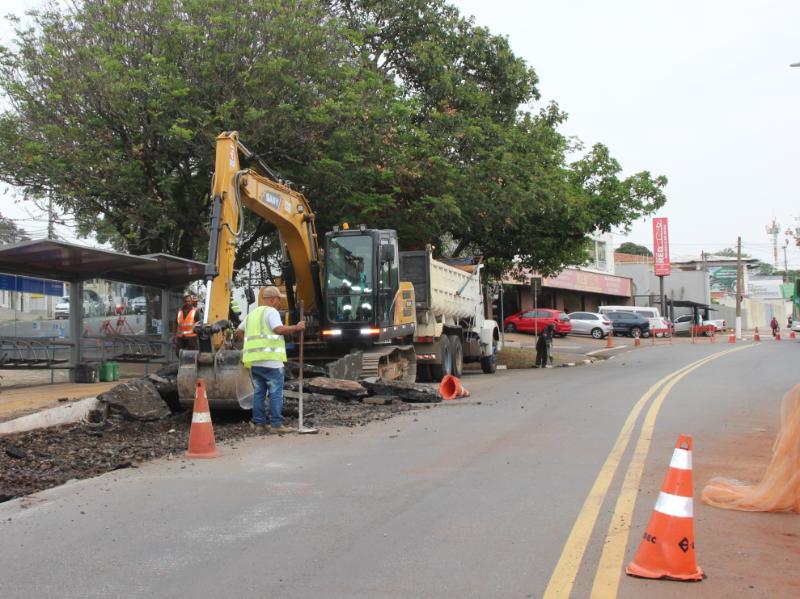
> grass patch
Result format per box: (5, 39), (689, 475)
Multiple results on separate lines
(497, 347), (535, 369)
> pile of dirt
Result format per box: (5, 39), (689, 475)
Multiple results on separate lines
(0, 393), (417, 502)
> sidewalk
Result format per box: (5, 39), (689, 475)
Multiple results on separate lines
(0, 362), (155, 423)
(0, 381), (126, 423)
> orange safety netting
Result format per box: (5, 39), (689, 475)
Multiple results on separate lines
(701, 384), (800, 513)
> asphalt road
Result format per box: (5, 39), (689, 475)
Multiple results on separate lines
(1, 340), (798, 598)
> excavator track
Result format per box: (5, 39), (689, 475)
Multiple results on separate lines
(360, 345), (417, 382)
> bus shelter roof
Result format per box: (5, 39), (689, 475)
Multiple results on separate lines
(0, 239), (205, 288)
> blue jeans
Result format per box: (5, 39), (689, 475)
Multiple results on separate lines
(250, 366), (285, 427)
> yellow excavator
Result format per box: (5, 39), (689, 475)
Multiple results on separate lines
(177, 131), (417, 407)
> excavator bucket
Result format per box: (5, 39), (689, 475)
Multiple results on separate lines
(177, 349), (250, 409)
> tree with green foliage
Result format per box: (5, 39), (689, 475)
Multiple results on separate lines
(616, 242), (652, 256)
(712, 248), (747, 258)
(0, 212), (29, 244)
(0, 0), (667, 281)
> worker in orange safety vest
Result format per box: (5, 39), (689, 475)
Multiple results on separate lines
(173, 293), (202, 357)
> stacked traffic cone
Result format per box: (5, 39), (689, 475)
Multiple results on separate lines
(626, 434), (704, 582)
(439, 375), (470, 400)
(606, 333), (614, 348)
(186, 378), (219, 459)
(754, 327), (760, 342)
(727, 330), (735, 344)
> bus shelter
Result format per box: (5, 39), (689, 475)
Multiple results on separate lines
(0, 239), (205, 381)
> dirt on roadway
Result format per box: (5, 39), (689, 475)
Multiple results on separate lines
(0, 394), (416, 503)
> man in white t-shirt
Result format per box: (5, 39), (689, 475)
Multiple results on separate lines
(236, 286), (305, 433)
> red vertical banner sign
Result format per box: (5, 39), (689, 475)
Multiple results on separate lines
(652, 217), (671, 276)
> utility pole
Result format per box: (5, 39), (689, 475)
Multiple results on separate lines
(766, 218), (780, 269)
(47, 196), (55, 240)
(701, 250), (709, 308)
(736, 236), (743, 339)
(783, 240), (789, 282)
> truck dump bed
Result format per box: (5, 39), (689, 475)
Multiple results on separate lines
(400, 250), (484, 321)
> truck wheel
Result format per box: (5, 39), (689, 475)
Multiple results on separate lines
(429, 335), (452, 382)
(481, 337), (498, 374)
(448, 335), (463, 378)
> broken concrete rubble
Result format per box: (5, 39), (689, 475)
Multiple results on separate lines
(98, 379), (172, 421)
(362, 395), (398, 406)
(284, 361), (326, 380)
(304, 377), (369, 400)
(361, 378), (442, 403)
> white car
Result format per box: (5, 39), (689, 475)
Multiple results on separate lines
(790, 320), (800, 336)
(651, 316), (673, 338)
(53, 292), (105, 319)
(673, 314), (722, 336)
(130, 296), (147, 314)
(706, 317), (727, 331)
(568, 311), (613, 339)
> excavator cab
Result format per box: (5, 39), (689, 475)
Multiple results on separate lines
(323, 228), (414, 344)
(320, 226), (417, 381)
(323, 226), (415, 347)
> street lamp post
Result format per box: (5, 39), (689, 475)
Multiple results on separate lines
(783, 241), (789, 282)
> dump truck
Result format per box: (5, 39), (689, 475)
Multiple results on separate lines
(401, 249), (499, 381)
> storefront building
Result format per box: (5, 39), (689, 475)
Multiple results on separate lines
(501, 267), (633, 316)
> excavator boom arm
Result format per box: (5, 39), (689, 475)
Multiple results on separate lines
(205, 131), (320, 330)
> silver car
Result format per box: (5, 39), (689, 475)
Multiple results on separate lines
(568, 311), (613, 339)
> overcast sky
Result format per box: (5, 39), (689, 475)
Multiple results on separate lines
(451, 0), (800, 267)
(2, 1), (800, 267)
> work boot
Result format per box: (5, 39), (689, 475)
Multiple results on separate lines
(269, 424), (294, 435)
(249, 422), (269, 433)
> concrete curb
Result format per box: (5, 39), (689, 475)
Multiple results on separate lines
(0, 397), (99, 436)
(558, 358), (595, 368)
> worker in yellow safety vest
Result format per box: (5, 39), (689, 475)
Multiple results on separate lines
(235, 286), (305, 434)
(173, 293), (201, 358)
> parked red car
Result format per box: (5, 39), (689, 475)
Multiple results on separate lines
(503, 308), (572, 337)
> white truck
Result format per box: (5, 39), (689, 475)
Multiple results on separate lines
(400, 249), (499, 381)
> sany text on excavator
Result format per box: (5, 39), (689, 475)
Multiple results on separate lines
(177, 131), (418, 408)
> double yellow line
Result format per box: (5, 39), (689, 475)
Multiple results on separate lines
(542, 344), (754, 599)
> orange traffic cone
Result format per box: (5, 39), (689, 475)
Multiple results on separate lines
(186, 378), (219, 459)
(626, 434), (704, 582)
(790, 330), (796, 340)
(776, 331), (782, 341)
(606, 333), (614, 348)
(727, 330), (735, 344)
(754, 327), (760, 342)
(439, 375), (470, 400)
(634, 336), (641, 348)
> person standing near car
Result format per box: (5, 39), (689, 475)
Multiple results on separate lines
(534, 323), (555, 368)
(235, 286), (305, 434)
(173, 293), (201, 357)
